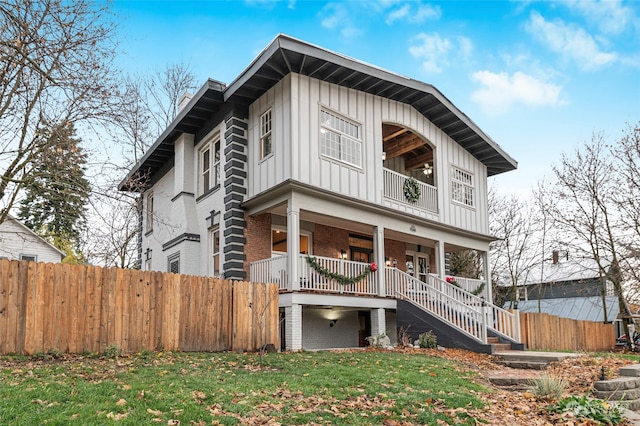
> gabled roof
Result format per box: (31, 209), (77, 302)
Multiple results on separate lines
(119, 34), (517, 191)
(0, 215), (66, 259)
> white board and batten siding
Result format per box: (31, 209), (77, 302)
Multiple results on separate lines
(0, 216), (64, 263)
(247, 73), (490, 235)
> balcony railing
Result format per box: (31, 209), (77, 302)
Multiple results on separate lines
(249, 254), (378, 295)
(383, 168), (437, 213)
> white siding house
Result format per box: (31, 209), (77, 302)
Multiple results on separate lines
(120, 35), (520, 353)
(0, 215), (65, 263)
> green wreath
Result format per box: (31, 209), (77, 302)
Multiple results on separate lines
(403, 177), (421, 203)
(306, 256), (375, 285)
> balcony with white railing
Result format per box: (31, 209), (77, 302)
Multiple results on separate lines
(383, 168), (437, 213)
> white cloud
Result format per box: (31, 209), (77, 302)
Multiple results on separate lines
(526, 11), (617, 71)
(320, 3), (363, 38)
(384, 1), (441, 24)
(409, 33), (472, 74)
(560, 0), (635, 35)
(470, 71), (563, 115)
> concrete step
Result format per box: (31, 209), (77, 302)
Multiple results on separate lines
(495, 360), (549, 370)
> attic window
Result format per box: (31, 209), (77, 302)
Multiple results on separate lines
(320, 109), (362, 168)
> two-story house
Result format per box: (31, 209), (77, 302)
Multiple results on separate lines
(120, 35), (519, 352)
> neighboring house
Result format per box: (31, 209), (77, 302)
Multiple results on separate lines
(119, 35), (519, 352)
(500, 252), (631, 338)
(0, 215), (65, 263)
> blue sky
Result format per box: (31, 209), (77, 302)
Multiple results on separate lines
(112, 0), (640, 196)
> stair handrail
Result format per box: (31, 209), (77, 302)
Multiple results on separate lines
(387, 267), (520, 344)
(389, 268), (487, 343)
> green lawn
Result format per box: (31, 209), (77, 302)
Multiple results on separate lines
(0, 350), (487, 425)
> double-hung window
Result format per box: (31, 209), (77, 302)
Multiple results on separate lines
(260, 109), (272, 159)
(145, 192), (154, 233)
(319, 109), (362, 168)
(199, 138), (221, 195)
(210, 227), (220, 276)
(451, 167), (474, 207)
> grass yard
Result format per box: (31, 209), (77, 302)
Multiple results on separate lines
(0, 350), (487, 425)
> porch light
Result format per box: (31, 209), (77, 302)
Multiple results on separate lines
(385, 258), (390, 267)
(393, 259), (397, 268)
(340, 249), (347, 260)
(423, 163), (433, 176)
(329, 319), (337, 327)
(382, 151), (386, 161)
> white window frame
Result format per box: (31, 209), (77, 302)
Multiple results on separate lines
(145, 192), (154, 233)
(260, 109), (272, 159)
(209, 227), (220, 276)
(451, 167), (475, 207)
(199, 137), (221, 195)
(271, 226), (312, 257)
(19, 254), (37, 262)
(319, 108), (362, 168)
(168, 252), (180, 274)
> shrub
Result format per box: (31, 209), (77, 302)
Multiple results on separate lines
(104, 343), (122, 359)
(397, 326), (412, 347)
(528, 372), (567, 401)
(548, 395), (623, 425)
(418, 331), (437, 349)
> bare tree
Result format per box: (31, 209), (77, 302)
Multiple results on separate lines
(611, 123), (640, 305)
(489, 187), (542, 307)
(0, 0), (118, 223)
(84, 63), (198, 268)
(547, 134), (630, 345)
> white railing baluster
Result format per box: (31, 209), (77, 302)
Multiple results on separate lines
(383, 168), (438, 213)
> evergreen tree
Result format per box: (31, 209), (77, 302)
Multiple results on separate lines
(18, 122), (91, 260)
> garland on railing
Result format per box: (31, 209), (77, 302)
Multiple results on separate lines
(306, 256), (377, 285)
(446, 276), (486, 296)
(403, 177), (421, 203)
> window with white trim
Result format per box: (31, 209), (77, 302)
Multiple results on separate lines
(260, 109), (272, 159)
(199, 138), (221, 195)
(451, 167), (474, 207)
(210, 227), (220, 276)
(319, 109), (362, 167)
(145, 192), (154, 233)
(168, 253), (180, 274)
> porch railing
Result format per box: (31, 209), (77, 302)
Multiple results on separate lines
(437, 274), (490, 300)
(386, 267), (520, 344)
(249, 254), (378, 295)
(383, 168), (437, 213)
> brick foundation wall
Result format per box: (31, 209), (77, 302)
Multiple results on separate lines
(244, 212), (272, 275)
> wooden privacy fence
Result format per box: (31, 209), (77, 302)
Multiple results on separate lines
(0, 260), (279, 355)
(519, 312), (615, 352)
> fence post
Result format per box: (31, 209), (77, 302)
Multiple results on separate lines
(514, 308), (521, 343)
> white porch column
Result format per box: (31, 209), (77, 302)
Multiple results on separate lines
(482, 250), (493, 302)
(370, 308), (386, 339)
(435, 240), (446, 279)
(285, 304), (302, 351)
(373, 226), (386, 297)
(287, 198), (300, 291)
